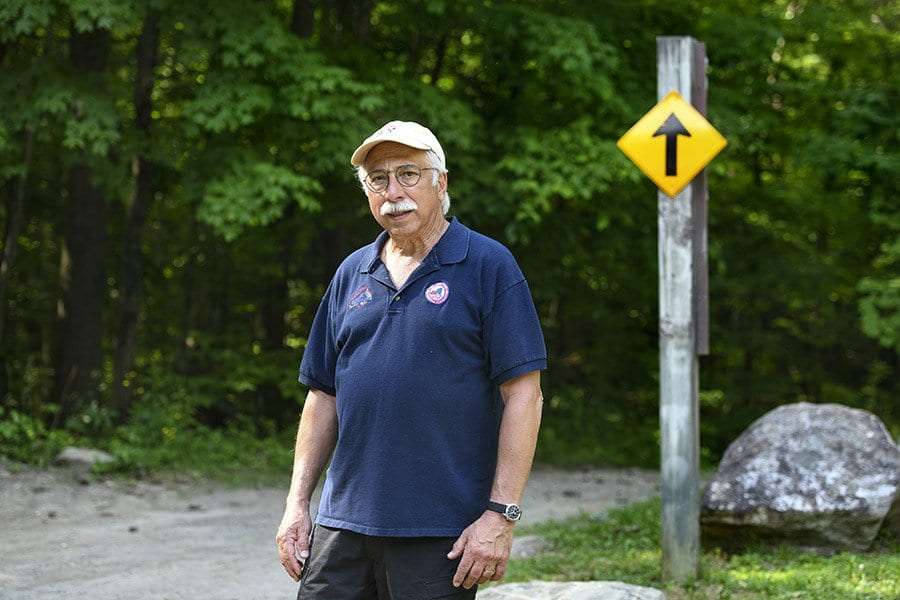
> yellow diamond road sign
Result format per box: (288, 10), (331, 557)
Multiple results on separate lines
(617, 90), (727, 198)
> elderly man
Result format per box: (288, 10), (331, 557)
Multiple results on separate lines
(276, 121), (546, 599)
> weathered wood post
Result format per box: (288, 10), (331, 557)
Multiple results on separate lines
(657, 35), (707, 582)
(618, 34), (724, 583)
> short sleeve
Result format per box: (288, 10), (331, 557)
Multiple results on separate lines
(298, 279), (338, 395)
(483, 278), (547, 384)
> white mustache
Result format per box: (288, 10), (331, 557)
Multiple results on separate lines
(380, 199), (418, 216)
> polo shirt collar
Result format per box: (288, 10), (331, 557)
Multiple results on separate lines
(358, 217), (470, 274)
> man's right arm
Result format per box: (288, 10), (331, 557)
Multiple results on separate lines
(276, 387), (338, 581)
(286, 387), (338, 506)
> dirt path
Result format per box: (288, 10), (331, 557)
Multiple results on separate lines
(0, 460), (658, 600)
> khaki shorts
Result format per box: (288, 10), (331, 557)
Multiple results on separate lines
(298, 524), (478, 599)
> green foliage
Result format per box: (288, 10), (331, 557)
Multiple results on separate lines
(65, 0), (137, 32)
(513, 6), (620, 108)
(0, 0), (897, 474)
(859, 271), (900, 352)
(0, 408), (76, 465)
(0, 1), (55, 40)
(859, 207), (900, 352)
(501, 498), (900, 599)
(186, 78), (274, 133)
(63, 399), (117, 438)
(536, 387), (659, 468)
(61, 91), (121, 155)
(216, 10), (293, 69)
(105, 414), (295, 486)
(199, 162), (322, 240)
(96, 361), (299, 484)
(496, 119), (638, 234)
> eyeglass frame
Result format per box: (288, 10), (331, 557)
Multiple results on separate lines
(362, 164), (440, 193)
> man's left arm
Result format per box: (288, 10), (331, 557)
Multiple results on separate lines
(447, 370), (543, 589)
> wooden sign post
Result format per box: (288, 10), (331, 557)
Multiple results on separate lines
(617, 35), (725, 583)
(656, 35), (707, 582)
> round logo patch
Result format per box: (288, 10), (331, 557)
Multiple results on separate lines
(425, 282), (449, 305)
(348, 285), (374, 310)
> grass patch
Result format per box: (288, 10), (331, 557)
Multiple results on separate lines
(0, 408), (298, 488)
(94, 424), (297, 487)
(487, 498), (900, 599)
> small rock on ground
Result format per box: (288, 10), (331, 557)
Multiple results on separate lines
(54, 447), (115, 468)
(510, 534), (551, 559)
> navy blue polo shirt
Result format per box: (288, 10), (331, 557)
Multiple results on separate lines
(298, 217), (547, 536)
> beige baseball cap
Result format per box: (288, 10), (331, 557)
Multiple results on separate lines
(350, 120), (446, 169)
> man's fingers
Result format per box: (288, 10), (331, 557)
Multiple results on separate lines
(278, 538), (301, 581)
(294, 531), (311, 562)
(294, 526), (312, 577)
(281, 559), (300, 582)
(446, 531), (467, 560)
(452, 550), (474, 588)
(479, 560), (503, 583)
(277, 523), (308, 581)
(463, 562), (485, 589)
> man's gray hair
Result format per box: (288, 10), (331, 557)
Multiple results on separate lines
(356, 149), (451, 215)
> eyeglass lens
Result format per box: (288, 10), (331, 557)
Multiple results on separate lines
(366, 166), (422, 191)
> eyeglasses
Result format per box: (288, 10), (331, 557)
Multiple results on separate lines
(364, 164), (438, 193)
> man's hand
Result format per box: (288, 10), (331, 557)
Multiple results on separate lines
(275, 503), (312, 582)
(447, 510), (514, 589)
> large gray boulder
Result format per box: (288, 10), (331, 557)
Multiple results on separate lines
(478, 581), (665, 600)
(701, 402), (900, 551)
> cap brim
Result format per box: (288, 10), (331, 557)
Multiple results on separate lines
(350, 138), (432, 167)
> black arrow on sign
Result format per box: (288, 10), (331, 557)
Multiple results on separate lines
(653, 113), (691, 176)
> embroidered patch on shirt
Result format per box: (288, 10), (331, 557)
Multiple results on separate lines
(348, 285), (374, 310)
(425, 281), (449, 305)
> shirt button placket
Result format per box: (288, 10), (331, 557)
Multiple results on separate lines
(389, 293), (404, 315)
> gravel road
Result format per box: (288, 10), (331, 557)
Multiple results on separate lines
(0, 460), (658, 600)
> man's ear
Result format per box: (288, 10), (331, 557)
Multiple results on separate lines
(439, 171), (448, 195)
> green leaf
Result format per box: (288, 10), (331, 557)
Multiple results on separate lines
(199, 162), (323, 241)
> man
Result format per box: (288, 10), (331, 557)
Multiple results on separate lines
(276, 121), (546, 599)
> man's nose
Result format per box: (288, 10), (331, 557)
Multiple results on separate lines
(383, 172), (405, 199)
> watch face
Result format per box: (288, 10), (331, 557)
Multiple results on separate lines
(505, 504), (522, 521)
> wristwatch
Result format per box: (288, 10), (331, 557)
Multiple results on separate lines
(486, 500), (523, 522)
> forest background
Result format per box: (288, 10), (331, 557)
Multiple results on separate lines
(0, 0), (897, 479)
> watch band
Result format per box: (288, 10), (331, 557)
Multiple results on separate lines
(486, 500), (522, 522)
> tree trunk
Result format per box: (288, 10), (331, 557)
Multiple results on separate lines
(261, 265), (289, 353)
(430, 35), (448, 84)
(334, 0), (373, 41)
(254, 203), (297, 427)
(290, 0), (315, 38)
(176, 213), (199, 370)
(0, 126), (33, 344)
(53, 26), (110, 424)
(112, 10), (160, 421)
(261, 201), (297, 353)
(0, 125), (34, 406)
(54, 163), (108, 422)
